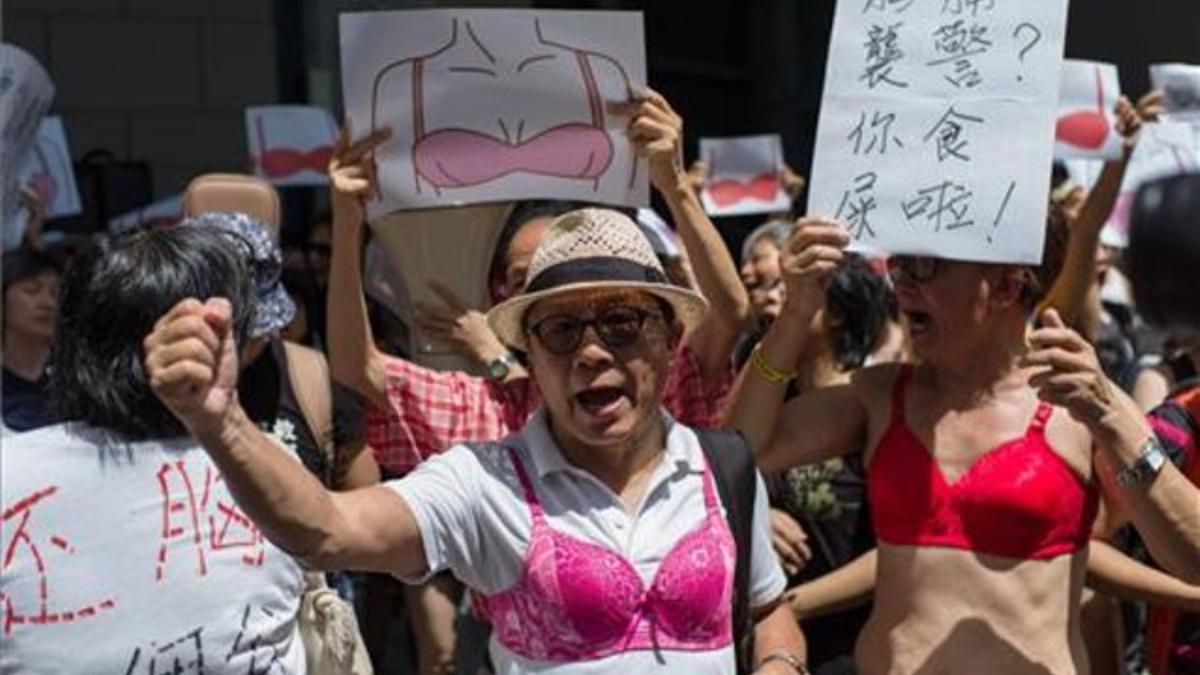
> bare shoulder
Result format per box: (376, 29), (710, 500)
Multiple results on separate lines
(850, 363), (909, 457)
(850, 362), (907, 414)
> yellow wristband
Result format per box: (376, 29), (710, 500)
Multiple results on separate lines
(750, 343), (795, 385)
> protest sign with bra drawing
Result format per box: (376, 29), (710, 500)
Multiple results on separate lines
(245, 105), (339, 187)
(808, 0), (1070, 264)
(1054, 60), (1123, 162)
(339, 8), (648, 218)
(699, 135), (791, 217)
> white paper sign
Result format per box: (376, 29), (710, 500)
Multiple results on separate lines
(1, 43), (55, 249)
(339, 9), (648, 218)
(1066, 122), (1200, 248)
(108, 194), (184, 233)
(1151, 63), (1200, 120)
(245, 105), (338, 187)
(1054, 60), (1122, 161)
(17, 117), (82, 219)
(809, 0), (1070, 264)
(698, 135), (790, 216)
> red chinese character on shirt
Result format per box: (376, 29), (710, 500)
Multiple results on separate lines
(155, 460), (265, 583)
(1, 486), (117, 635)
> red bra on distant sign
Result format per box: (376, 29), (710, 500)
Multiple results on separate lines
(706, 172), (780, 207)
(255, 115), (334, 178)
(1056, 65), (1111, 151)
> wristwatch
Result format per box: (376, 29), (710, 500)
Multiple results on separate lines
(1116, 437), (1168, 488)
(485, 352), (518, 382)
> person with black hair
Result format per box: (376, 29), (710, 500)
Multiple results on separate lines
(2, 225), (307, 673)
(749, 256), (902, 674)
(2, 247), (62, 432)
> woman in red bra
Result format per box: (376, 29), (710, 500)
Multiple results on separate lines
(726, 213), (1198, 674)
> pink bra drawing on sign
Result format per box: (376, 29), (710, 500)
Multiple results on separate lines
(1056, 65), (1112, 151)
(483, 447), (736, 662)
(369, 18), (635, 197)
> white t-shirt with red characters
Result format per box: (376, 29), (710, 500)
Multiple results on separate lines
(0, 423), (306, 674)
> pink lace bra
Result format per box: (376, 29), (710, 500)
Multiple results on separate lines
(410, 52), (613, 190)
(483, 446), (736, 662)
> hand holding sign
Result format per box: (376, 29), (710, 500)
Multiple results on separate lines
(809, 0), (1069, 264)
(340, 9), (648, 216)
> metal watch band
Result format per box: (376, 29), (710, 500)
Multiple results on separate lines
(1116, 437), (1168, 488)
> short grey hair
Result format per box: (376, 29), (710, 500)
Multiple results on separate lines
(740, 219), (794, 264)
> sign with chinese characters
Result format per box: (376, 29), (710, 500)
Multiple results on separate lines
(698, 134), (791, 216)
(809, 0), (1070, 264)
(1055, 60), (1123, 161)
(340, 9), (648, 218)
(245, 105), (339, 187)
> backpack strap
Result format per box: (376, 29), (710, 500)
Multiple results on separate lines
(696, 428), (757, 675)
(283, 341), (335, 485)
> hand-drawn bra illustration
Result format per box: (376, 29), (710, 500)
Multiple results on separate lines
(1056, 65), (1111, 151)
(369, 16), (635, 198)
(253, 113), (337, 179)
(703, 141), (782, 208)
(707, 173), (781, 207)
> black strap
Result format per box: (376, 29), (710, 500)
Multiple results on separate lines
(697, 428), (758, 675)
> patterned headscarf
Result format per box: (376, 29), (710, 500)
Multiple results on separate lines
(186, 212), (295, 338)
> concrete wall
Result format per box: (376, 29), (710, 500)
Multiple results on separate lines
(4, 0), (278, 199)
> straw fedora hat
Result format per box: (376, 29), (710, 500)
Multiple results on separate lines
(487, 208), (709, 351)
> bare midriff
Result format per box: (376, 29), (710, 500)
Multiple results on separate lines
(855, 543), (1090, 675)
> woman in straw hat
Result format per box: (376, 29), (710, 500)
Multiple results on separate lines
(143, 205), (807, 674)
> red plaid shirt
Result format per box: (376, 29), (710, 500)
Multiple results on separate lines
(366, 344), (732, 475)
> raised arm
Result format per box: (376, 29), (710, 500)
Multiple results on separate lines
(327, 126), (393, 409)
(1042, 92), (1164, 333)
(620, 90), (751, 383)
(724, 218), (868, 471)
(146, 297), (427, 577)
(1026, 310), (1200, 583)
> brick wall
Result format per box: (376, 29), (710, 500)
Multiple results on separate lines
(4, 0), (278, 200)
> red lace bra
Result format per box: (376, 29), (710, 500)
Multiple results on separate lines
(867, 367), (1098, 560)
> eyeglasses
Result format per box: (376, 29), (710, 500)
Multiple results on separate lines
(887, 256), (942, 284)
(527, 306), (663, 355)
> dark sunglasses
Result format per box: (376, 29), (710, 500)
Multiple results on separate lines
(527, 306), (663, 355)
(887, 256), (942, 284)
